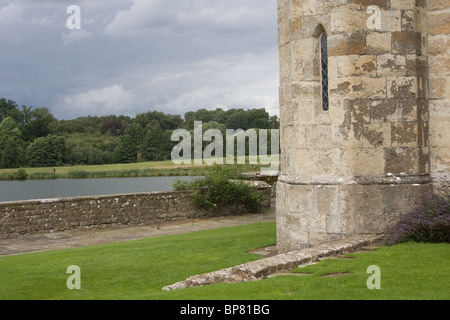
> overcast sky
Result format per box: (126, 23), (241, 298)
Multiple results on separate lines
(0, 0), (280, 120)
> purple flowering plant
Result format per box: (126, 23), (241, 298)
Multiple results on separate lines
(386, 173), (450, 245)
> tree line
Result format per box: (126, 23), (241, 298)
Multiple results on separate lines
(0, 98), (279, 169)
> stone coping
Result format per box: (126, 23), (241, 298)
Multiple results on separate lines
(162, 235), (383, 291)
(278, 174), (433, 186)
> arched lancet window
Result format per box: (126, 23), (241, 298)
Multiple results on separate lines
(320, 32), (329, 111)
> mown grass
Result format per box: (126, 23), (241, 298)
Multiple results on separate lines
(0, 158), (277, 181)
(0, 223), (276, 300)
(0, 222), (448, 300)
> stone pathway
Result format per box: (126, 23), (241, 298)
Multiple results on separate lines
(0, 209), (276, 257)
(162, 235), (384, 291)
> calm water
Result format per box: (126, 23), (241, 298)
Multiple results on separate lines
(0, 176), (195, 203)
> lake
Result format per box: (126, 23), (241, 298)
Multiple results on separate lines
(0, 176), (195, 203)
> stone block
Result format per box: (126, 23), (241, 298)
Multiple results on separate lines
(363, 214), (398, 234)
(331, 124), (363, 149)
(362, 77), (388, 99)
(391, 0), (417, 9)
(360, 121), (391, 148)
(428, 76), (450, 99)
(429, 99), (450, 118)
(294, 100), (317, 125)
(328, 99), (347, 124)
(347, 99), (371, 124)
(428, 11), (450, 36)
(429, 55), (450, 76)
(315, 183), (336, 208)
(367, 32), (391, 54)
(405, 55), (428, 77)
(383, 184), (415, 214)
(428, 0), (450, 11)
(330, 10), (369, 33)
(391, 121), (418, 147)
(427, 35), (449, 55)
(384, 147), (421, 174)
(342, 147), (385, 176)
(291, 81), (321, 100)
(429, 117), (450, 147)
(341, 185), (384, 217)
(328, 32), (367, 56)
(337, 55), (377, 77)
(380, 9), (402, 32)
(291, 148), (317, 175)
(292, 37), (319, 80)
(370, 99), (403, 122)
(354, 0), (390, 10)
(278, 21), (290, 47)
(387, 77), (418, 99)
(392, 32), (422, 55)
(292, 0), (317, 16)
(330, 77), (363, 99)
(430, 147), (450, 173)
(306, 124), (331, 149)
(314, 148), (343, 176)
(377, 54), (406, 76)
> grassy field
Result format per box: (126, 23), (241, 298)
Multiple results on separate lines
(0, 160), (195, 176)
(0, 222), (448, 300)
(0, 157), (279, 180)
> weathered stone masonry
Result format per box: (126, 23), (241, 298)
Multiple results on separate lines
(0, 191), (201, 239)
(277, 0), (449, 252)
(0, 182), (272, 239)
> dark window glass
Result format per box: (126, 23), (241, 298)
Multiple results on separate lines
(320, 32), (329, 111)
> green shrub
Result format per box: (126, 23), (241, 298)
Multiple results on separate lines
(14, 168), (28, 180)
(173, 165), (266, 213)
(0, 172), (15, 181)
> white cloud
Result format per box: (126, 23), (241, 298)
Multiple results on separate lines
(63, 86), (136, 116)
(104, 0), (274, 37)
(1, 1), (279, 119)
(0, 3), (24, 24)
(135, 51), (280, 116)
(61, 29), (94, 46)
(104, 0), (174, 36)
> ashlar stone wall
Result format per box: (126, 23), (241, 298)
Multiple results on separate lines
(428, 0), (450, 176)
(276, 0), (447, 252)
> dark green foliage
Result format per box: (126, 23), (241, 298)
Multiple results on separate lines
(226, 111), (249, 130)
(0, 97), (279, 170)
(0, 98), (19, 123)
(1, 138), (25, 168)
(20, 107), (57, 142)
(173, 165), (266, 213)
(0, 117), (26, 168)
(26, 135), (68, 167)
(140, 124), (173, 161)
(100, 115), (130, 136)
(14, 168), (28, 181)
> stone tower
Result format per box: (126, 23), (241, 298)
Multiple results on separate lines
(277, 0), (449, 252)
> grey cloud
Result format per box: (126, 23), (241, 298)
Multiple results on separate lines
(0, 0), (279, 119)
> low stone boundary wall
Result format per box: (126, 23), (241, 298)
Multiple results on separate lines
(0, 181), (272, 239)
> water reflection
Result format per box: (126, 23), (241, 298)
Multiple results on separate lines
(0, 176), (194, 203)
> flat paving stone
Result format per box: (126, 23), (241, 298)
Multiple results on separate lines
(0, 208), (275, 257)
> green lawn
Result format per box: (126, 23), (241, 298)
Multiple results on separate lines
(0, 222), (448, 300)
(0, 158), (277, 180)
(0, 160), (190, 176)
